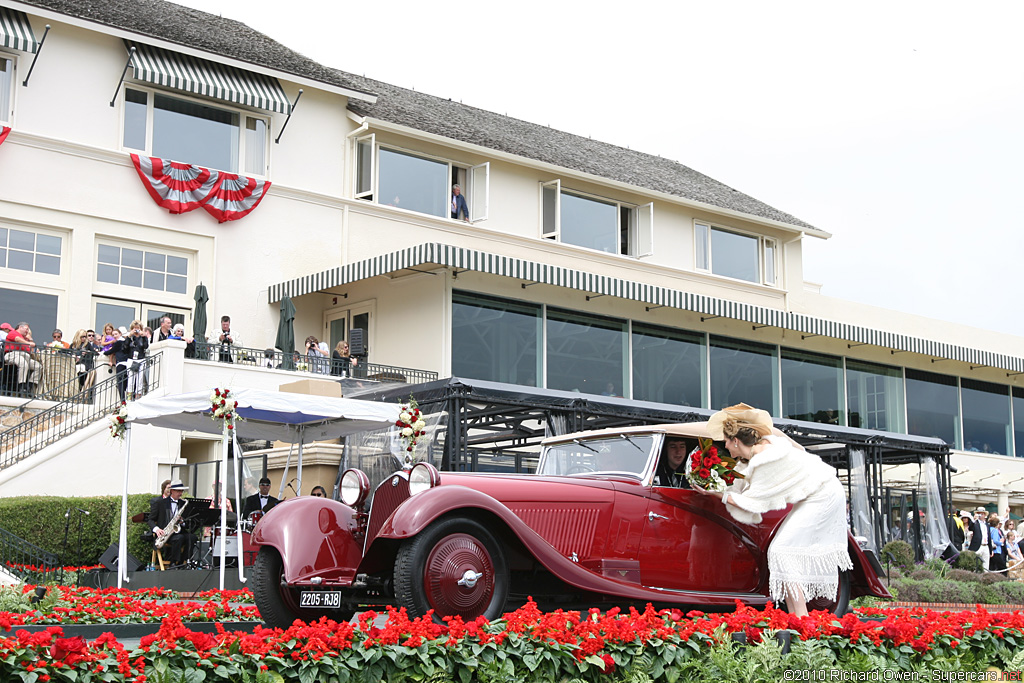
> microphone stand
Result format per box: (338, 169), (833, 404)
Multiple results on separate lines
(59, 509), (72, 580)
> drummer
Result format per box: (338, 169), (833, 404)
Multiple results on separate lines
(242, 477), (279, 516)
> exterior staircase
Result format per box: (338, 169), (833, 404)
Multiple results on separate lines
(0, 353), (162, 471)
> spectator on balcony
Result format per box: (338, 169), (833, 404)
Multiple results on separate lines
(305, 335), (328, 374)
(169, 323), (197, 359)
(50, 329), (70, 349)
(155, 316), (173, 342)
(122, 320), (149, 400)
(100, 323), (116, 355)
(70, 329), (101, 393)
(110, 326), (131, 402)
(0, 322), (11, 343)
(4, 322), (41, 396)
(216, 316), (239, 363)
(332, 341), (358, 378)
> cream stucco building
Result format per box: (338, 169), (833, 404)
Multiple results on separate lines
(0, 0), (1021, 525)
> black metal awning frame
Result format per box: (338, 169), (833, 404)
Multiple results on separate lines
(349, 377), (952, 560)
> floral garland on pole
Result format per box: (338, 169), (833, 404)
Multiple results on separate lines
(108, 401), (128, 440)
(396, 396), (426, 467)
(210, 387), (241, 432)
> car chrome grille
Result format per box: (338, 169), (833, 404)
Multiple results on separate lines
(364, 473), (410, 553)
(510, 506), (599, 557)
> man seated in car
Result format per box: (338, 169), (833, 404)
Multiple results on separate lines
(653, 437), (693, 488)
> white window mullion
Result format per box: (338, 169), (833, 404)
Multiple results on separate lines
(541, 180), (560, 240)
(355, 133), (375, 199)
(469, 162), (489, 222)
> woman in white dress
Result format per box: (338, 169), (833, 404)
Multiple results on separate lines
(697, 403), (853, 616)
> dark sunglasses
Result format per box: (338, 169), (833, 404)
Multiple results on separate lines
(312, 492), (324, 497)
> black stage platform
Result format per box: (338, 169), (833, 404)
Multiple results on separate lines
(83, 567), (252, 593)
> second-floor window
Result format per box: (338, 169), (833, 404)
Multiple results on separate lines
(0, 226), (61, 275)
(694, 221), (778, 286)
(540, 180), (653, 257)
(355, 135), (489, 222)
(96, 243), (188, 294)
(122, 87), (268, 175)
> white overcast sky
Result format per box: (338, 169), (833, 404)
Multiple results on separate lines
(173, 0), (1024, 338)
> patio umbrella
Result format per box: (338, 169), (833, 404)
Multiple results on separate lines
(193, 283), (209, 343)
(274, 295), (296, 371)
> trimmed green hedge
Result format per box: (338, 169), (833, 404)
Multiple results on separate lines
(0, 494), (156, 566)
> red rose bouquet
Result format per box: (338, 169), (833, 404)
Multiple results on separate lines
(685, 437), (744, 492)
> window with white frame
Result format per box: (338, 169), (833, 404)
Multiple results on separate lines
(694, 221), (778, 285)
(96, 243), (188, 295)
(354, 135), (489, 222)
(0, 226), (61, 275)
(122, 87), (268, 175)
(0, 53), (12, 125)
(541, 180), (653, 257)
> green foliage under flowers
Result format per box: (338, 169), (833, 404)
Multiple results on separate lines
(954, 549), (984, 572)
(881, 539), (915, 570)
(0, 493), (155, 566)
(0, 583), (68, 614)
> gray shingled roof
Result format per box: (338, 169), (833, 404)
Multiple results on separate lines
(19, 0), (817, 231)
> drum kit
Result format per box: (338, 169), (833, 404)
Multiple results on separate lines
(239, 510), (263, 534)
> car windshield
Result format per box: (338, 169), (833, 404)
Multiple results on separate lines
(536, 434), (657, 478)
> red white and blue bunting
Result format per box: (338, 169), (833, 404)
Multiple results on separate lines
(0, 126), (10, 147)
(130, 154), (271, 223)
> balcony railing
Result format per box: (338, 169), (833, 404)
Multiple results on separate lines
(192, 342), (438, 385)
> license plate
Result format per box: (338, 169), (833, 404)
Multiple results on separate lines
(298, 591), (342, 608)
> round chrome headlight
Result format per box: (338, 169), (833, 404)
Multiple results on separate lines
(339, 469), (370, 507)
(408, 462), (440, 496)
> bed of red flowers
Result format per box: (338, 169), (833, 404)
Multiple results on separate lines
(0, 585), (257, 630)
(3, 593), (1024, 682)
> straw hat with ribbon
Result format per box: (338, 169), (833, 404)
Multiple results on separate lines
(706, 403), (774, 441)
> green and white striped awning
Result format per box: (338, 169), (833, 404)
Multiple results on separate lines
(269, 242), (1024, 374)
(0, 7), (37, 53)
(126, 41), (290, 114)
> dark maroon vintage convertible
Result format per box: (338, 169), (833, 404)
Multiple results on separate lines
(250, 422), (889, 627)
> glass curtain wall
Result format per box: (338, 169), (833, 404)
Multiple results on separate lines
(961, 379), (1011, 455)
(451, 292), (541, 386)
(546, 308), (627, 397)
(905, 369), (960, 447)
(631, 323), (705, 407)
(846, 360), (905, 432)
(780, 349), (843, 424)
(709, 336), (778, 413)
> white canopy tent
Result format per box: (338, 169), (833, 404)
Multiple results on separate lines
(118, 388), (400, 589)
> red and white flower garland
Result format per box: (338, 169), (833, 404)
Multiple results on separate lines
(210, 388), (241, 431)
(108, 401), (128, 440)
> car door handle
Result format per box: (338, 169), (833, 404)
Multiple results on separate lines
(648, 511), (668, 522)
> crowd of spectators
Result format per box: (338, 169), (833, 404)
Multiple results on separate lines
(2, 312), (365, 400)
(952, 506), (1024, 579)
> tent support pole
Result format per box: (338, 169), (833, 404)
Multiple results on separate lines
(279, 442), (294, 500)
(219, 422), (229, 591)
(118, 426), (132, 588)
(233, 431), (247, 584)
(296, 426), (304, 497)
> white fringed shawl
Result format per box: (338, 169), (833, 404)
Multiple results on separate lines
(724, 435), (839, 525)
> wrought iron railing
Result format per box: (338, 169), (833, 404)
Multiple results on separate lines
(0, 525), (62, 584)
(0, 354), (162, 470)
(192, 342), (438, 384)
